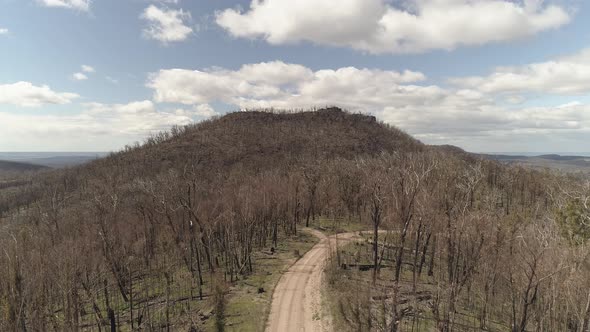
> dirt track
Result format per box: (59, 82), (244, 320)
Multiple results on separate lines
(266, 229), (359, 332)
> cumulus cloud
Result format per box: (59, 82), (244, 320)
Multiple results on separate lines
(38, 0), (91, 11)
(173, 104), (219, 118)
(141, 5), (193, 44)
(193, 104), (218, 117)
(106, 76), (119, 84)
(0, 28), (8, 35)
(216, 0), (570, 54)
(379, 100), (590, 152)
(451, 48), (590, 95)
(82, 100), (195, 134)
(0, 81), (78, 107)
(72, 72), (88, 81)
(71, 65), (95, 81)
(0, 100), (198, 151)
(81, 65), (95, 73)
(148, 61), (429, 107)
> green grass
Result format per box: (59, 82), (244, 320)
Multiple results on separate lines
(208, 230), (319, 332)
(71, 230), (319, 331)
(310, 216), (366, 235)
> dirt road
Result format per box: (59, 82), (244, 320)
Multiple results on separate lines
(266, 229), (359, 332)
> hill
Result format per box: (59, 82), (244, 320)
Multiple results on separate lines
(0, 152), (107, 168)
(0, 159), (49, 173)
(0, 108), (588, 332)
(429, 147), (590, 173)
(98, 107), (423, 177)
(480, 152), (590, 173)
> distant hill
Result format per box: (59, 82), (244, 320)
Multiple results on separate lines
(479, 153), (590, 172)
(0, 159), (49, 172)
(425, 145), (590, 173)
(0, 152), (107, 168)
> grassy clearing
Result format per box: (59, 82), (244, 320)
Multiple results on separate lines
(311, 217), (366, 235)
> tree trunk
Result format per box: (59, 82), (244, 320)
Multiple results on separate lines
(582, 291), (590, 332)
(373, 219), (379, 283)
(418, 231), (431, 276)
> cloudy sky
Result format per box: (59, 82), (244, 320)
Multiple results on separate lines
(1, 0), (589, 153)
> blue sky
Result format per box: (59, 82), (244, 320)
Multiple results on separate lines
(1, 0), (590, 152)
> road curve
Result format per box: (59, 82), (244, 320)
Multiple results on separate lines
(266, 229), (359, 332)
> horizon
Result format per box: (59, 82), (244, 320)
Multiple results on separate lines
(3, 151), (590, 157)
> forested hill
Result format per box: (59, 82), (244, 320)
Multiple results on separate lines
(96, 107), (424, 176)
(1, 108), (588, 331)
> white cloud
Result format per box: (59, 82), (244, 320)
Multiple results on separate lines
(0, 100), (198, 151)
(172, 104), (219, 118)
(82, 100), (195, 134)
(148, 61), (428, 107)
(141, 5), (193, 44)
(238, 61), (314, 85)
(106, 76), (119, 84)
(72, 72), (88, 81)
(451, 48), (590, 95)
(216, 0), (570, 54)
(0, 28), (8, 35)
(38, 0), (91, 11)
(505, 95), (526, 105)
(0, 81), (78, 107)
(71, 65), (95, 81)
(193, 104), (218, 117)
(81, 65), (95, 73)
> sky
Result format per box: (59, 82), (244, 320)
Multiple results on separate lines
(1, 0), (590, 153)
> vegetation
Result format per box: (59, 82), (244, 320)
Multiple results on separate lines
(0, 108), (589, 331)
(483, 153), (590, 174)
(323, 148), (590, 331)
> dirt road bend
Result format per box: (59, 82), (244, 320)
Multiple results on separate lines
(266, 229), (360, 332)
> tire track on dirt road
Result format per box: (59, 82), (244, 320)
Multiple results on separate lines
(266, 229), (361, 332)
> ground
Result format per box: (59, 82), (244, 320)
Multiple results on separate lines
(266, 229), (363, 332)
(217, 230), (318, 331)
(324, 234), (511, 332)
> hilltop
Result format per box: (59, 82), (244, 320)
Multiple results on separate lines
(98, 107), (424, 177)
